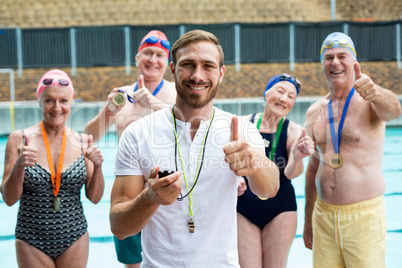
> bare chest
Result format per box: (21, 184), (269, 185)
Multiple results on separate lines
(313, 101), (368, 152)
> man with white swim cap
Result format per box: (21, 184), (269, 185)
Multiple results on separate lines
(303, 32), (401, 267)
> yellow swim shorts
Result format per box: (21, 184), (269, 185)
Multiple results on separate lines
(312, 195), (386, 268)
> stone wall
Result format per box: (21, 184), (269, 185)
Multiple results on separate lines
(1, 0), (401, 29)
(1, 61), (401, 102)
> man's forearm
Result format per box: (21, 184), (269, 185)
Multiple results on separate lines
(110, 187), (159, 239)
(304, 170), (317, 225)
(284, 154), (304, 180)
(247, 153), (279, 199)
(371, 86), (401, 121)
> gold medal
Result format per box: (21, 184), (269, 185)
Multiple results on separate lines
(112, 92), (126, 106)
(258, 196), (269, 200)
(53, 196), (61, 211)
(329, 153), (342, 169)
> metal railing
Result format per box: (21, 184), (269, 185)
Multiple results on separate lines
(0, 21), (401, 76)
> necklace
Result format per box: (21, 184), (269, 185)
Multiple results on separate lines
(171, 106), (214, 233)
(328, 88), (355, 169)
(40, 121), (66, 212)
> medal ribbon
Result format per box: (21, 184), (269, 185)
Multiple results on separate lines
(171, 107), (214, 219)
(256, 113), (284, 161)
(328, 88), (355, 154)
(40, 121), (67, 197)
(125, 80), (164, 103)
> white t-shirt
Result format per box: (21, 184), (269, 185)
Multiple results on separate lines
(115, 107), (264, 268)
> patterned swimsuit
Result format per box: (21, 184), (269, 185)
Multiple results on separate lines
(15, 132), (88, 260)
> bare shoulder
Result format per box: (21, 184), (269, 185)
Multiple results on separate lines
(156, 80), (176, 104)
(67, 128), (90, 151)
(6, 130), (24, 146)
(306, 96), (328, 116)
(4, 127), (38, 155)
(287, 120), (303, 140)
(305, 96), (329, 126)
(76, 131), (89, 143)
(15, 124), (42, 144)
(287, 120), (302, 134)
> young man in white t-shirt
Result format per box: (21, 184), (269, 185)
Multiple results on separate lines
(110, 30), (280, 267)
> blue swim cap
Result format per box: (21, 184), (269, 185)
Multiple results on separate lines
(320, 32), (356, 61)
(264, 73), (301, 99)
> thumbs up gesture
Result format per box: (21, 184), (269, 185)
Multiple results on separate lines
(353, 62), (378, 101)
(132, 74), (157, 108)
(85, 134), (104, 166)
(295, 127), (315, 159)
(224, 116), (257, 177)
(17, 133), (38, 167)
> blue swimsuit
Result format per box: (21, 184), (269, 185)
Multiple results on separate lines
(15, 131), (88, 260)
(237, 115), (297, 229)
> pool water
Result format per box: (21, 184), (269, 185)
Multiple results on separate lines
(0, 129), (401, 267)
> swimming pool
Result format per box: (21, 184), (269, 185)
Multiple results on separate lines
(1, 128), (401, 267)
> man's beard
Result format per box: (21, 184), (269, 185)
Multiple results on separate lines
(175, 80), (218, 109)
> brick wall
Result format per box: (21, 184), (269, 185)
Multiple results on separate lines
(1, 0), (401, 29)
(336, 0), (402, 21)
(1, 61), (401, 102)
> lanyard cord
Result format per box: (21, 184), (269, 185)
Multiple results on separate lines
(256, 113), (284, 161)
(171, 107), (214, 217)
(40, 121), (67, 197)
(328, 88), (355, 154)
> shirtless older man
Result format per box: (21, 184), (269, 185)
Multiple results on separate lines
(303, 32), (401, 268)
(84, 30), (176, 268)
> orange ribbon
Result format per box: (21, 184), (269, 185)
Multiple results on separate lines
(40, 121), (66, 197)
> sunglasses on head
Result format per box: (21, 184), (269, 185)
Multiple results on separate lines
(43, 78), (69, 87)
(140, 36), (170, 50)
(278, 74), (301, 91)
(264, 74), (301, 99)
(320, 39), (356, 56)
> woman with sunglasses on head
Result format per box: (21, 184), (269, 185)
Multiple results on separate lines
(1, 69), (105, 268)
(236, 74), (314, 268)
